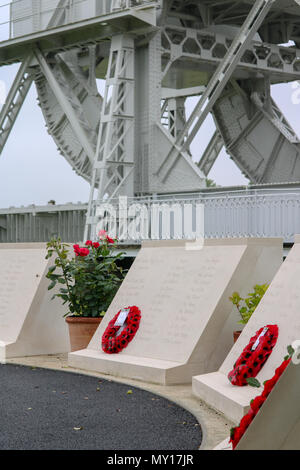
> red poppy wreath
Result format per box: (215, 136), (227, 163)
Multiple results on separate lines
(230, 354), (291, 449)
(101, 306), (141, 354)
(228, 324), (279, 386)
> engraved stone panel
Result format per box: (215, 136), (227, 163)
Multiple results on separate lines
(193, 235), (300, 423)
(0, 244), (70, 360)
(69, 238), (282, 384)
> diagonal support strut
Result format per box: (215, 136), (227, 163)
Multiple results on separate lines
(156, 0), (276, 182)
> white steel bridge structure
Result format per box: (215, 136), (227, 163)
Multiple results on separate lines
(0, 1), (300, 241)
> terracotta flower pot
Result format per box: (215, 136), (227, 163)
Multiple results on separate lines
(66, 316), (103, 352)
(233, 330), (242, 343)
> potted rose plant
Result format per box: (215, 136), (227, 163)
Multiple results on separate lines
(229, 283), (269, 343)
(45, 230), (126, 351)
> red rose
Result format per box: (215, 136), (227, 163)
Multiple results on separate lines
(73, 244), (90, 257)
(73, 244), (81, 256)
(78, 247), (90, 257)
(106, 236), (115, 244)
(85, 240), (93, 246)
(98, 229), (107, 239)
(93, 242), (100, 249)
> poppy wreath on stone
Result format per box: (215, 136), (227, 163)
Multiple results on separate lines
(229, 356), (291, 449)
(101, 306), (141, 354)
(228, 324), (279, 386)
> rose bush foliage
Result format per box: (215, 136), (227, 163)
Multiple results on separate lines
(46, 231), (126, 318)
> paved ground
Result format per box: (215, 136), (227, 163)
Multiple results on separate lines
(0, 363), (203, 450)
(4, 354), (234, 450)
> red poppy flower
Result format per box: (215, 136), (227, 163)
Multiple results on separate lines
(239, 412), (253, 431)
(230, 426), (244, 448)
(262, 375), (277, 398)
(250, 395), (266, 413)
(275, 358), (291, 377)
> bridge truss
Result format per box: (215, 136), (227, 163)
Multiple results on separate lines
(0, 0), (300, 239)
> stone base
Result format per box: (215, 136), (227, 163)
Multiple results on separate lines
(0, 337), (69, 364)
(0, 244), (70, 361)
(69, 349), (201, 385)
(214, 438), (232, 451)
(0, 341), (10, 363)
(192, 371), (261, 424)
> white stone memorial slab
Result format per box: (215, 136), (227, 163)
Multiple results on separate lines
(69, 238), (282, 385)
(215, 348), (300, 450)
(0, 243), (70, 361)
(193, 235), (300, 424)
(235, 360), (300, 450)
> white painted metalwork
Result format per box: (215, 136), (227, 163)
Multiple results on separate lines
(1, 185), (300, 246)
(1, 0), (300, 241)
(197, 130), (223, 177)
(0, 54), (34, 154)
(90, 35), (135, 201)
(157, 0), (276, 182)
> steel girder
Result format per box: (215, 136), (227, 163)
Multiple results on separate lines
(2, 0), (300, 241)
(0, 0), (72, 157)
(156, 0), (276, 180)
(0, 56), (34, 156)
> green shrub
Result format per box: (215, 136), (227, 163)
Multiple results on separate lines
(45, 233), (126, 318)
(229, 284), (269, 325)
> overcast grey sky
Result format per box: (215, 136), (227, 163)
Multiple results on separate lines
(0, 1), (299, 208)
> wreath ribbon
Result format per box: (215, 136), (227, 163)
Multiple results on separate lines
(102, 306), (141, 354)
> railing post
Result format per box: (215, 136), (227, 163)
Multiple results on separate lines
(9, 2), (12, 39)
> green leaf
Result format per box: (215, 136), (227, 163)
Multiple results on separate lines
(47, 266), (56, 274)
(287, 345), (295, 357)
(59, 287), (68, 293)
(48, 281), (56, 290)
(246, 377), (261, 388)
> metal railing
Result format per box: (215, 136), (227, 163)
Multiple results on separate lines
(0, 202), (87, 243)
(0, 0), (158, 43)
(1, 186), (300, 244)
(87, 188), (300, 243)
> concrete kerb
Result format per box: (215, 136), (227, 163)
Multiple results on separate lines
(5, 354), (233, 450)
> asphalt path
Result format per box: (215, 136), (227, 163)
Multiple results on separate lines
(0, 364), (202, 450)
